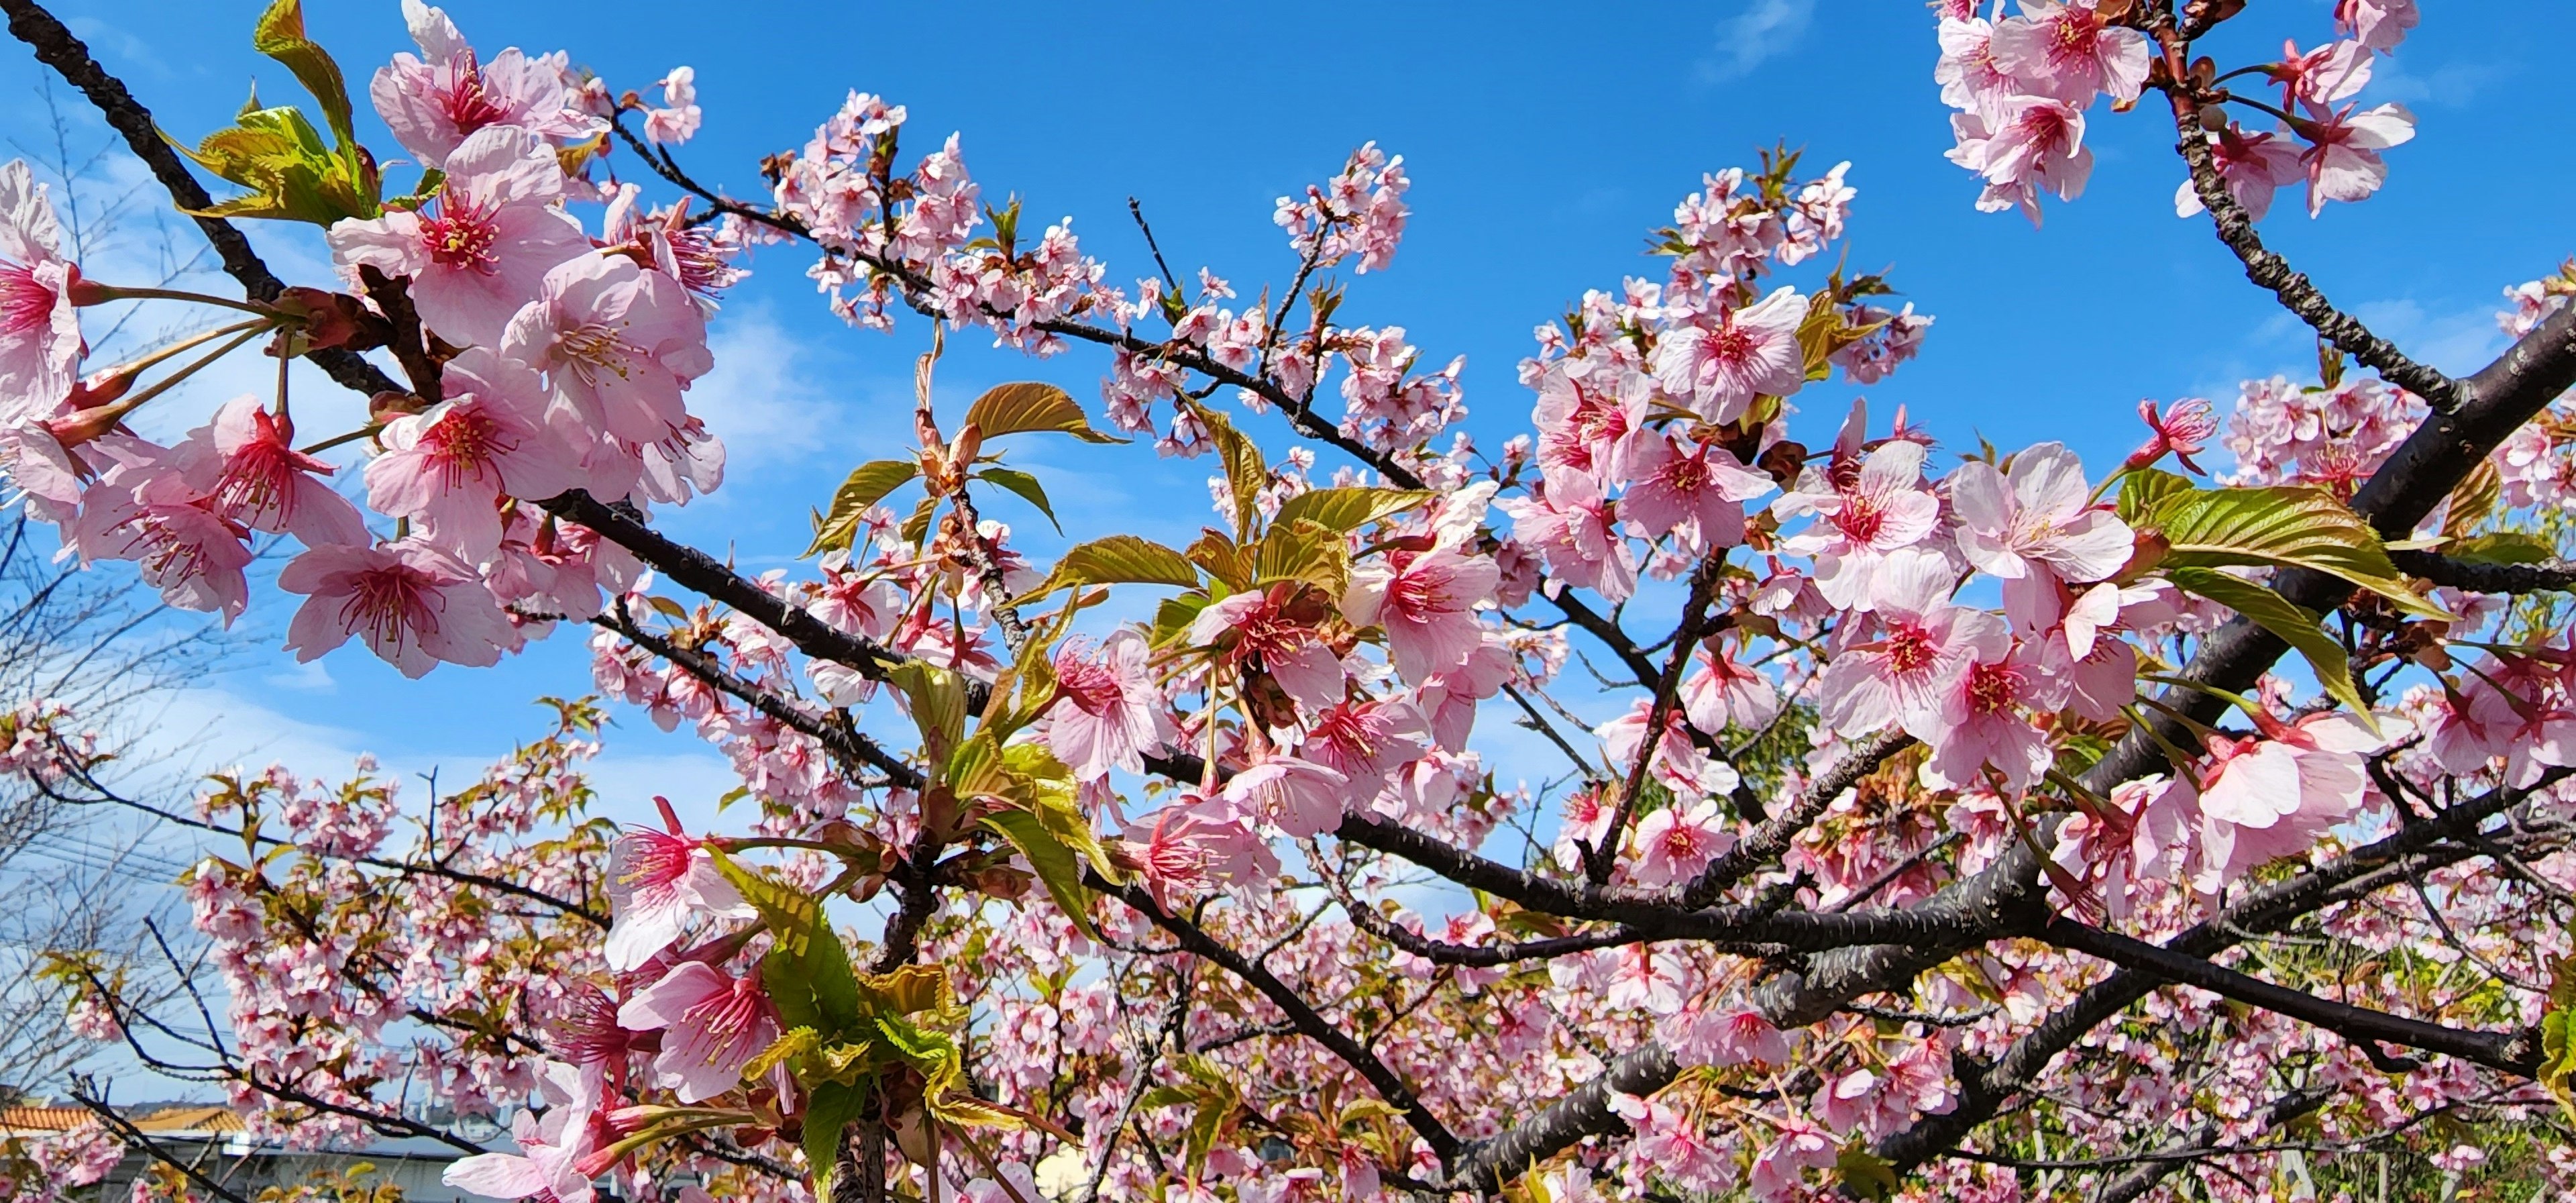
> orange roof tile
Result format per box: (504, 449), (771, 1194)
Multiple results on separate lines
(132, 1106), (246, 1133)
(0, 1106), (91, 1133)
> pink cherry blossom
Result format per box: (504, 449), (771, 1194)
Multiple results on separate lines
(1045, 631), (1176, 780)
(1949, 441), (2133, 601)
(1224, 753), (1352, 839)
(1604, 944), (1692, 1014)
(602, 798), (756, 970)
(1343, 545), (1498, 685)
(1923, 639), (2069, 794)
(0, 159), (80, 418)
(2194, 711), (2381, 889)
(1189, 589), (1346, 716)
(2125, 397), (2220, 472)
(1775, 436), (1941, 612)
(1299, 699), (1429, 796)
(69, 464), (254, 621)
(1125, 796), (1281, 908)
(2298, 101), (2416, 215)
(329, 125), (590, 348)
(1628, 799), (1733, 888)
(2176, 125), (2307, 222)
(366, 348), (577, 562)
(1609, 1092), (1736, 1194)
(1498, 471), (1638, 603)
(1748, 1116), (1840, 1202)
(1619, 435), (1774, 544)
(0, 417), (80, 523)
(1819, 549), (2007, 739)
(642, 66), (702, 145)
(168, 396), (370, 550)
(372, 0), (596, 167)
(1987, 0), (2151, 104)
(1933, 17), (2011, 116)
(616, 960), (780, 1104)
(2335, 0), (2418, 52)
(1529, 359), (1649, 490)
(1680, 644), (1781, 737)
(1971, 95), (2095, 213)
(502, 253), (714, 447)
(1650, 286), (1806, 425)
(441, 1061), (605, 1203)
(2269, 40), (2375, 107)
(278, 539), (517, 677)
(1599, 700), (1739, 800)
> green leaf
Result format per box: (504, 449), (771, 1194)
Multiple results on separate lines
(251, 0), (356, 149)
(1185, 529), (1254, 594)
(1189, 401), (1271, 540)
(806, 460), (921, 557)
(2445, 532), (2555, 566)
(1254, 519), (1351, 594)
(2540, 956), (2576, 1123)
(1834, 1147), (1900, 1202)
(710, 852), (863, 1035)
(974, 467), (1060, 534)
(2165, 567), (2371, 723)
(171, 101), (373, 225)
(2116, 468), (2194, 527)
(900, 492), (941, 550)
(888, 661), (968, 759)
(2443, 458), (2503, 539)
(1016, 535), (1200, 603)
(1153, 594), (1213, 647)
(980, 807), (1100, 941)
(168, 0), (378, 226)
(1274, 487), (1436, 533)
(2148, 485), (2449, 619)
(803, 1079), (868, 1200)
(963, 382), (1123, 443)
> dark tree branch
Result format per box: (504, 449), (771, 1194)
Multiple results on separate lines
(2167, 87), (2461, 411)
(2038, 916), (2539, 1076)
(595, 603), (923, 789)
(1095, 872), (1462, 1166)
(2390, 548), (2576, 594)
(0, 0), (399, 399)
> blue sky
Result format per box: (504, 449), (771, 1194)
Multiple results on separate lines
(2, 0), (2566, 833)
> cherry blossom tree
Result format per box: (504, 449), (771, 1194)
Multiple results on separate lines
(13, 0), (2576, 1200)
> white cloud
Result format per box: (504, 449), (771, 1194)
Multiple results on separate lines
(1699, 0), (1815, 84)
(124, 682), (736, 832)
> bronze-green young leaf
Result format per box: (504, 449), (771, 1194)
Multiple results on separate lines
(962, 381), (1124, 443)
(2147, 484), (2451, 619)
(1185, 400), (1271, 541)
(806, 460), (921, 556)
(1015, 535), (1201, 604)
(1273, 486), (1436, 533)
(973, 467), (1060, 534)
(2163, 567), (2373, 726)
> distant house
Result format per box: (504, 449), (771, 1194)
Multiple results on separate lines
(3, 1103), (478, 1200)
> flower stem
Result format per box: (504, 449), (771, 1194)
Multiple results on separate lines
(80, 284), (281, 319)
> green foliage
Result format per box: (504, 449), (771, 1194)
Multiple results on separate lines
(2163, 567), (2371, 723)
(805, 460), (920, 556)
(961, 381), (1122, 443)
(169, 0), (378, 225)
(1186, 400), (1271, 540)
(1016, 535), (1201, 603)
(2140, 484), (2447, 619)
(1273, 486), (1434, 533)
(973, 467), (1059, 533)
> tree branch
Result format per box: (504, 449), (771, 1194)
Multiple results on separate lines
(0, 0), (400, 399)
(2390, 548), (2576, 594)
(2167, 87), (2461, 411)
